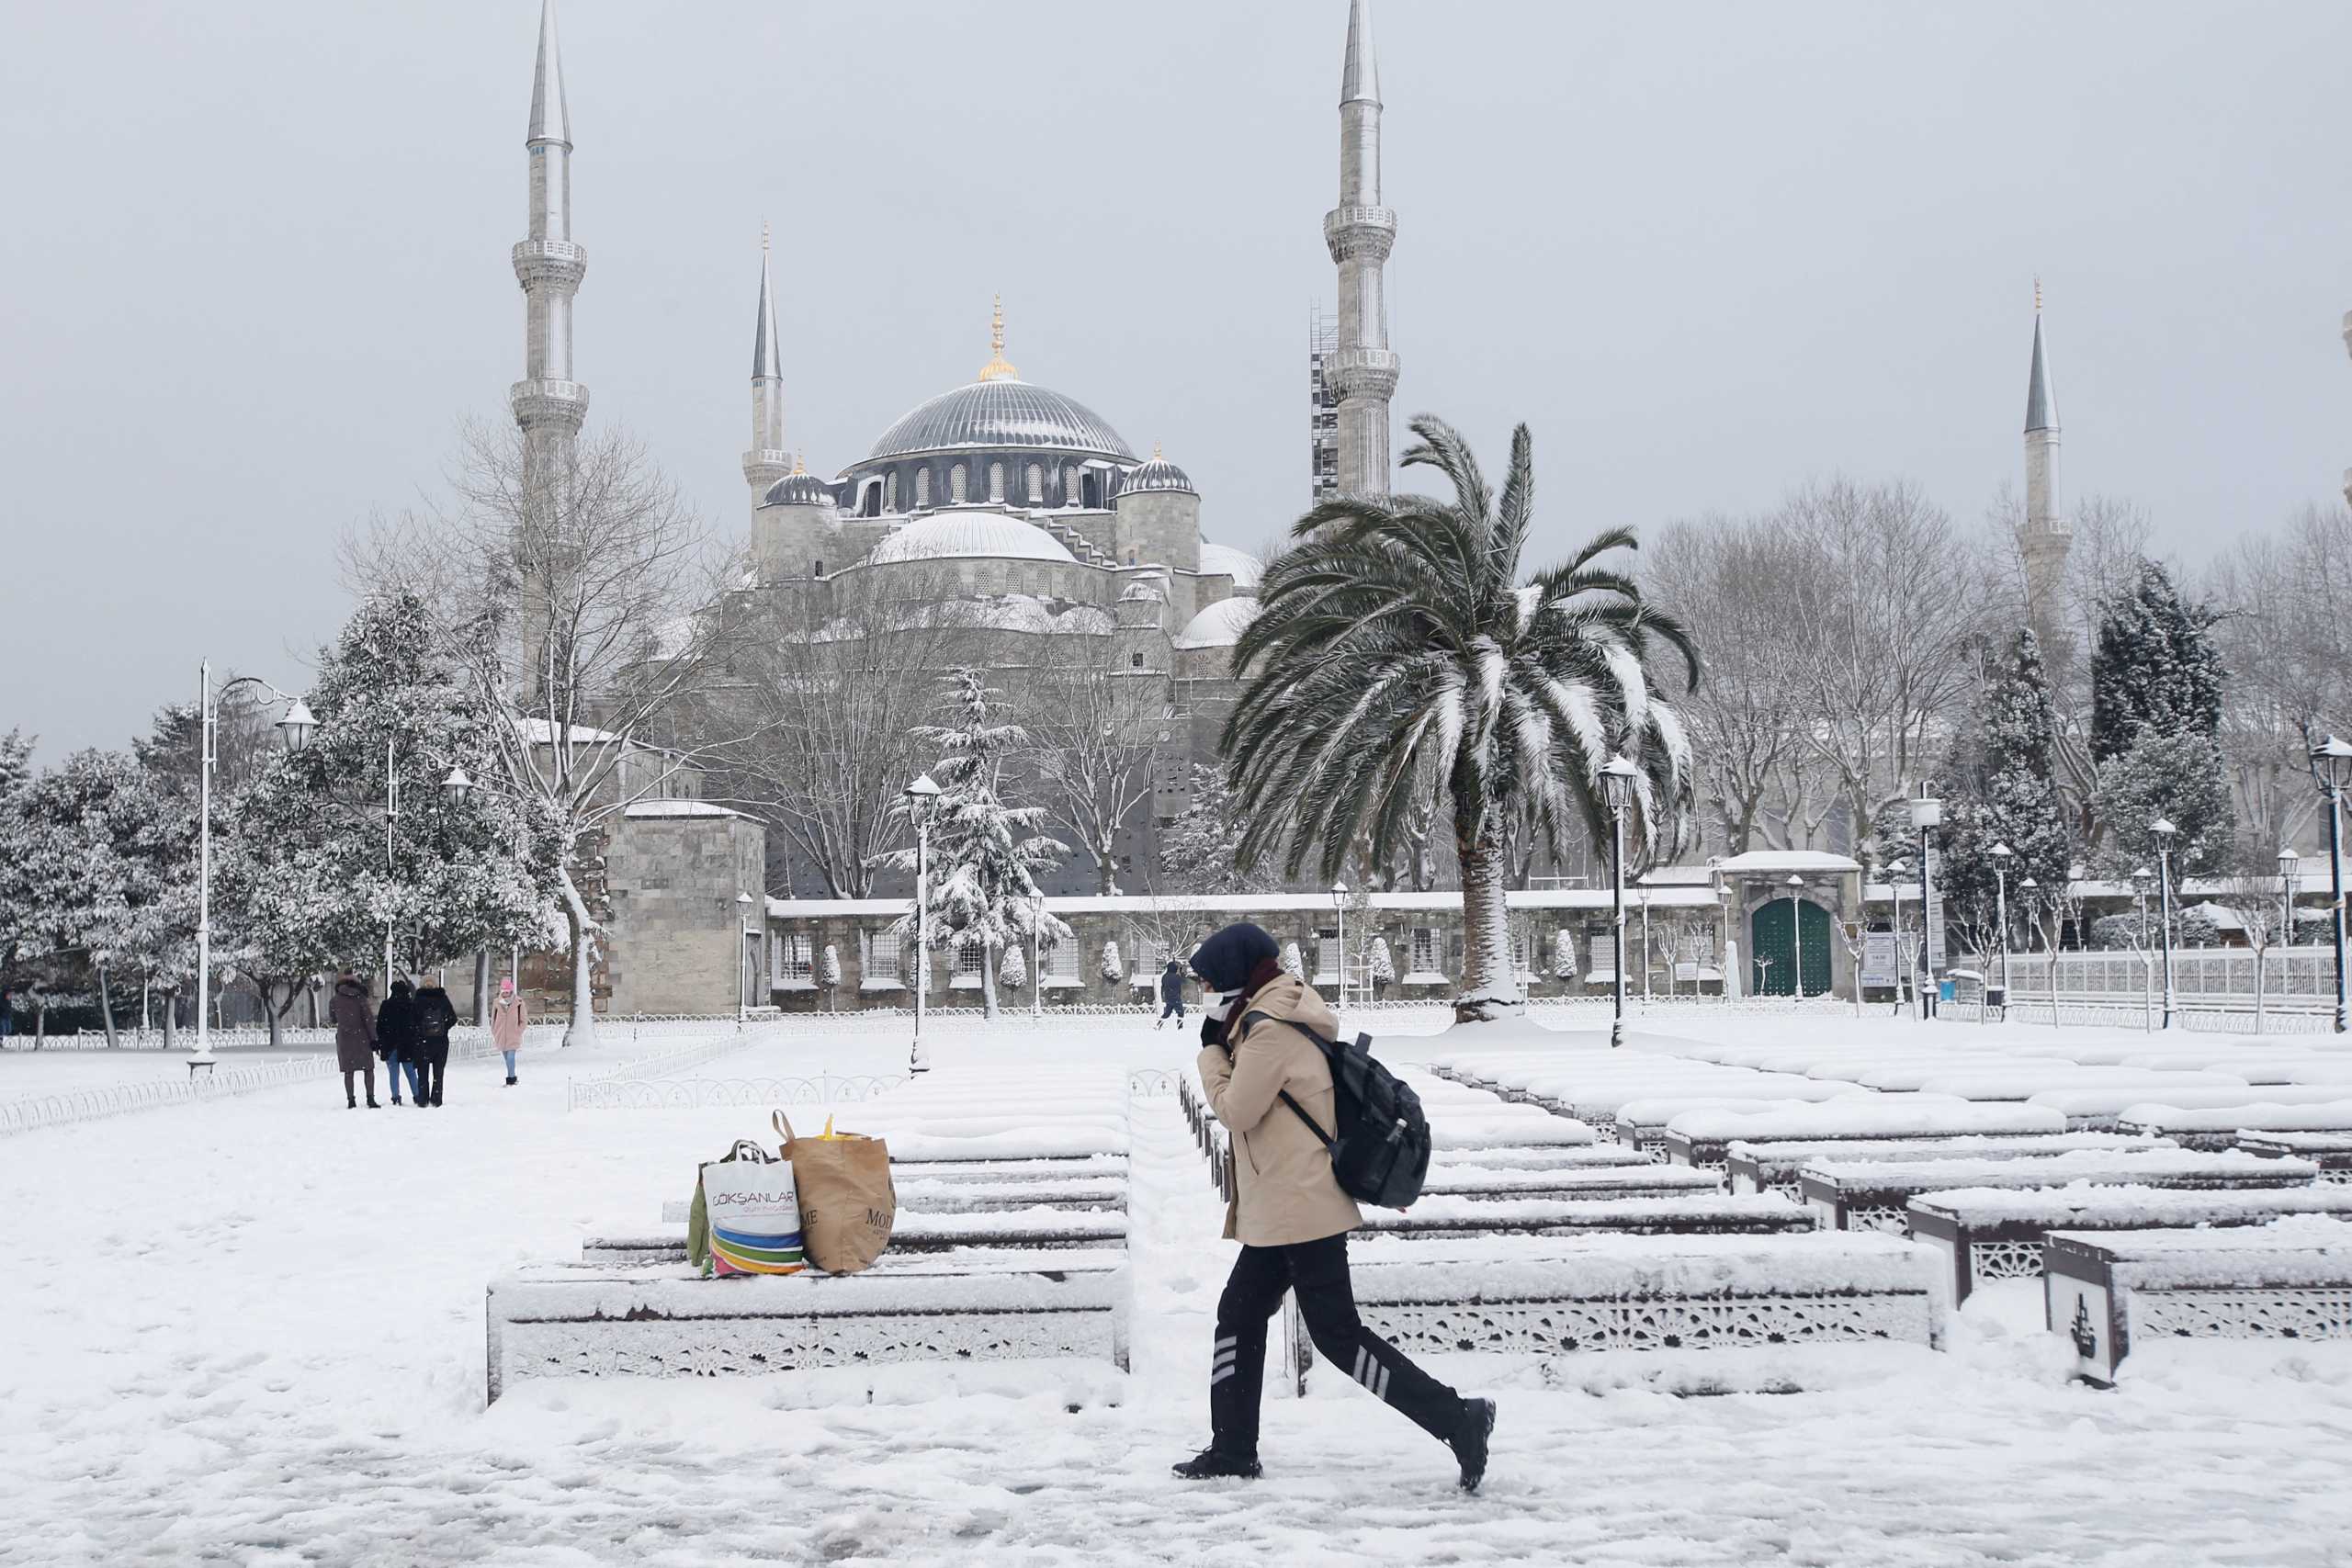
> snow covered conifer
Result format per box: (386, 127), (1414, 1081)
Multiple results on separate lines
(1939, 628), (2072, 953)
(1282, 941), (1304, 981)
(2095, 731), (2234, 874)
(2090, 559), (2224, 765)
(1553, 929), (1575, 979)
(1100, 940), (1122, 984)
(998, 943), (1027, 992)
(1369, 936), (1396, 993)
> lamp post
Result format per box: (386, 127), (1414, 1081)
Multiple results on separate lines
(1989, 840), (2014, 1001)
(734, 891), (755, 1026)
(192, 662), (313, 1068)
(1908, 791), (1943, 1019)
(1886, 857), (1911, 1016)
(1600, 755), (1638, 1048)
(1784, 874), (1806, 998)
(2278, 846), (2301, 953)
(2151, 818), (2178, 1030)
(1331, 881), (1349, 1011)
(2131, 865), (2154, 1032)
(2310, 735), (2352, 1034)
(1032, 890), (1046, 1021)
(2018, 874), (2039, 1024)
(903, 773), (940, 1073)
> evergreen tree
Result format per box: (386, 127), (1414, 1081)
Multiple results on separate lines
(1939, 629), (2073, 954)
(2090, 559), (2224, 764)
(1156, 766), (1278, 895)
(2093, 731), (2235, 874)
(879, 670), (1069, 1021)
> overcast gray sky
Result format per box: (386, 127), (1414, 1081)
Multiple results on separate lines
(6, 1), (2349, 759)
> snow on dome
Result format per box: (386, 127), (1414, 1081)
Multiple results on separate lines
(762, 471), (835, 508)
(1197, 542), (1262, 589)
(1118, 581), (1165, 604)
(865, 378), (1135, 463)
(1117, 450), (1194, 497)
(1174, 595), (1262, 649)
(867, 513), (1079, 567)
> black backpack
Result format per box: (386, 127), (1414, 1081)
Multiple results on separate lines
(1241, 1011), (1431, 1209)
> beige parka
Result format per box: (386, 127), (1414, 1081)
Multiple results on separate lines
(1196, 974), (1363, 1247)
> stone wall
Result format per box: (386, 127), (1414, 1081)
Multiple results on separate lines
(605, 808), (768, 1015)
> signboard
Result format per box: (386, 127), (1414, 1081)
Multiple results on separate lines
(1861, 931), (1898, 987)
(1928, 895), (1948, 971)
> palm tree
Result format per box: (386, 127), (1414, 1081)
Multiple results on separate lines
(1224, 417), (1698, 1022)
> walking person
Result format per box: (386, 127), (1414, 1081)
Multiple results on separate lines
(376, 977), (420, 1106)
(413, 977), (458, 1107)
(1176, 921), (1495, 1491)
(490, 978), (526, 1086)
(1155, 957), (1187, 1030)
(328, 970), (379, 1109)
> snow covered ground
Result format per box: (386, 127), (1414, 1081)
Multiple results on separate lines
(3, 1010), (2351, 1564)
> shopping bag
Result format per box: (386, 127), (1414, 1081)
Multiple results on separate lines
(695, 1139), (805, 1277)
(775, 1110), (896, 1274)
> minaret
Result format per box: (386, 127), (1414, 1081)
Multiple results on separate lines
(1325, 0), (1398, 498)
(743, 223), (790, 525)
(510, 0), (588, 458)
(2019, 282), (2070, 651)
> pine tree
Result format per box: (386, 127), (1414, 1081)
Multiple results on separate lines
(1157, 766), (1276, 895)
(1100, 940), (1122, 985)
(1939, 629), (2073, 954)
(2094, 731), (2235, 874)
(879, 670), (1069, 1020)
(2090, 559), (2224, 764)
(998, 943), (1027, 993)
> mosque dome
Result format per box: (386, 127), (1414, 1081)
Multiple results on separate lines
(865, 378), (1136, 465)
(762, 470), (835, 508)
(1117, 447), (1195, 498)
(1196, 542), (1262, 589)
(867, 513), (1079, 567)
(1174, 595), (1263, 650)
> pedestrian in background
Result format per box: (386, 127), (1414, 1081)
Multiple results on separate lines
(412, 977), (458, 1107)
(490, 978), (526, 1086)
(1157, 957), (1187, 1030)
(377, 977), (420, 1106)
(328, 970), (378, 1110)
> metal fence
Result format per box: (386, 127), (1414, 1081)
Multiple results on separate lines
(0, 1055), (338, 1136)
(1999, 945), (2341, 1018)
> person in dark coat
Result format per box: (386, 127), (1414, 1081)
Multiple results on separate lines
(376, 978), (420, 1106)
(411, 980), (459, 1108)
(1173, 920), (1495, 1492)
(328, 971), (379, 1109)
(1155, 958), (1187, 1030)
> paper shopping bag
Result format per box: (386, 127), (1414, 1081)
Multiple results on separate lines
(697, 1144), (805, 1277)
(775, 1111), (896, 1274)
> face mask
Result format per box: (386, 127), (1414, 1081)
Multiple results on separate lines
(1204, 991), (1239, 1023)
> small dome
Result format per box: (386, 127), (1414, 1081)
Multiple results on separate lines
(1118, 447), (1195, 498)
(762, 471), (835, 508)
(867, 512), (1079, 567)
(1174, 595), (1262, 650)
(1118, 581), (1165, 604)
(1196, 542), (1262, 589)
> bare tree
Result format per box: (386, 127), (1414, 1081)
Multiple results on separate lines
(1021, 640), (1164, 894)
(346, 421), (744, 1046)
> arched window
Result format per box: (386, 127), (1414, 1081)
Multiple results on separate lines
(812, 559), (824, 578)
(989, 461), (1005, 503)
(1026, 463), (1044, 504)
(885, 471), (898, 512)
(916, 468), (931, 507)
(859, 479), (883, 518)
(950, 464), (967, 503)
(1065, 465), (1081, 505)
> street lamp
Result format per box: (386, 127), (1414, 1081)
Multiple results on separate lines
(2151, 818), (2178, 1030)
(1330, 881), (1349, 1011)
(2308, 734), (2352, 1034)
(192, 664), (311, 1069)
(2131, 865), (2155, 1032)
(2018, 874), (2040, 1023)
(734, 891), (755, 1026)
(1784, 874), (1806, 998)
(1989, 841), (2014, 1001)
(1709, 857), (1735, 1000)
(2278, 846), (2302, 952)
(903, 773), (941, 1073)
(1032, 890), (1046, 1022)
(1908, 791), (1943, 1019)
(1600, 755), (1639, 1048)
(1885, 858), (1911, 1016)
(442, 766), (473, 804)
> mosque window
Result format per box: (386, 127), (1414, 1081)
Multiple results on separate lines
(951, 464), (968, 503)
(1064, 464), (1080, 505)
(989, 462), (1005, 503)
(1027, 463), (1044, 504)
(916, 468), (931, 507)
(1130, 652), (1145, 670)
(886, 471), (899, 512)
(812, 559), (823, 578)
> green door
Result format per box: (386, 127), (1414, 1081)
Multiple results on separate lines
(1750, 897), (1834, 997)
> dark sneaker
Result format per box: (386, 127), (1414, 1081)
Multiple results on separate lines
(1451, 1398), (1496, 1493)
(1170, 1448), (1261, 1482)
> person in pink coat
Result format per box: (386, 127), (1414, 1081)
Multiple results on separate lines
(490, 979), (527, 1086)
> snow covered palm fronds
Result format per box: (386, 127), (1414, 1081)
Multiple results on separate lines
(1225, 417), (1698, 1021)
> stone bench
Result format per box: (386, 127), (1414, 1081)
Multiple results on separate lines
(1275, 1231), (1937, 1394)
(2115, 1101), (2352, 1154)
(1356, 1192), (1815, 1240)
(486, 1252), (1130, 1402)
(2043, 1220), (2352, 1384)
(2239, 1132), (2352, 1183)
(1726, 1133), (2167, 1201)
(1799, 1148), (2320, 1235)
(2028, 1084), (2352, 1132)
(1664, 1102), (2068, 1170)
(594, 1208), (1127, 1265)
(1909, 1183), (2352, 1306)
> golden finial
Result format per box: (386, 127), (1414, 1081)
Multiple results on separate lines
(1153, 441), (1163, 460)
(978, 294), (1019, 382)
(791, 449), (806, 476)
(762, 219), (771, 254)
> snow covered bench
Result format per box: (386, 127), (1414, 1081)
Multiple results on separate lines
(1798, 1148), (2321, 1236)
(1908, 1184), (2352, 1306)
(2238, 1132), (2352, 1183)
(1664, 1101), (2067, 1171)
(589, 1208), (1128, 1265)
(2114, 1101), (2352, 1154)
(1612, 1096), (1870, 1163)
(2027, 1083), (2352, 1131)
(1277, 1232), (1937, 1393)
(1725, 1132), (2167, 1201)
(2043, 1219), (2352, 1384)
(1357, 1193), (1815, 1240)
(485, 1252), (1130, 1402)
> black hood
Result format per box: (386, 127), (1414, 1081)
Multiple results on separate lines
(1189, 923), (1278, 992)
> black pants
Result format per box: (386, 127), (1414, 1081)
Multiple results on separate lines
(1209, 1233), (1464, 1457)
(414, 1048), (447, 1105)
(1161, 998), (1185, 1021)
